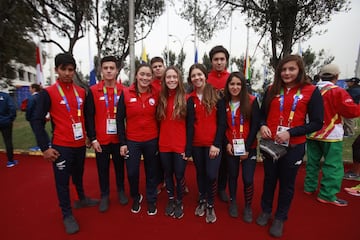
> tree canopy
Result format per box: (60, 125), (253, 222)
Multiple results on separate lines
(177, 0), (350, 68)
(0, 0), (38, 79)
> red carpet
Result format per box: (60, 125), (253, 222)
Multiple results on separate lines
(0, 153), (358, 239)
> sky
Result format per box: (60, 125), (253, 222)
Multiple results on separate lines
(42, 1), (360, 83)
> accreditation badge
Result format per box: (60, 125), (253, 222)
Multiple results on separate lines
(72, 122), (84, 140)
(233, 138), (246, 156)
(106, 118), (117, 134)
(276, 125), (290, 147)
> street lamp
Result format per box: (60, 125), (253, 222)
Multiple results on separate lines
(168, 34), (194, 52)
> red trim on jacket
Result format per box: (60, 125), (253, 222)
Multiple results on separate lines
(46, 80), (86, 147)
(123, 84), (159, 141)
(90, 80), (123, 145)
(225, 95), (257, 148)
(158, 90), (186, 153)
(190, 91), (218, 147)
(207, 69), (230, 91)
(266, 84), (317, 145)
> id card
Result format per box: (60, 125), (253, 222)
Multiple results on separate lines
(275, 125), (289, 147)
(106, 118), (117, 134)
(72, 122), (84, 140)
(233, 138), (246, 156)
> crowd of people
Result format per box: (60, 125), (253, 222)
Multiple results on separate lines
(1, 47), (360, 238)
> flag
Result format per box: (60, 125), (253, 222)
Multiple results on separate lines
(244, 55), (251, 81)
(89, 56), (96, 86)
(194, 47), (198, 63)
(297, 39), (303, 57)
(36, 45), (44, 86)
(141, 45), (148, 63)
(88, 25), (97, 86)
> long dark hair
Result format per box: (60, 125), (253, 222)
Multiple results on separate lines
(224, 71), (251, 120)
(265, 54), (310, 110)
(187, 63), (219, 113)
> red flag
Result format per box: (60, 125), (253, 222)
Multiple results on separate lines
(36, 46), (44, 86)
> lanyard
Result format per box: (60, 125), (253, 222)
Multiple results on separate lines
(230, 101), (244, 138)
(279, 87), (301, 126)
(103, 86), (118, 117)
(56, 83), (81, 123)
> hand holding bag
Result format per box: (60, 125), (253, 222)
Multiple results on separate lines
(259, 138), (287, 161)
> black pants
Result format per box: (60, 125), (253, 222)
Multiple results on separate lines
(52, 145), (86, 218)
(0, 123), (14, 162)
(352, 134), (360, 163)
(95, 143), (125, 198)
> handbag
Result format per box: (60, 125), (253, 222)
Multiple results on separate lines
(259, 138), (287, 161)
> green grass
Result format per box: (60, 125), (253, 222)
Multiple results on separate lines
(0, 111), (359, 161)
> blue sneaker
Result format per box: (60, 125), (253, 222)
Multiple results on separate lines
(29, 146), (41, 151)
(6, 160), (18, 168)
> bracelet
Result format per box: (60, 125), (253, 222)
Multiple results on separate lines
(91, 139), (98, 144)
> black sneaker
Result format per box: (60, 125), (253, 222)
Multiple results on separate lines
(99, 196), (109, 212)
(63, 215), (79, 234)
(205, 205), (217, 223)
(228, 201), (238, 218)
(131, 194), (143, 213)
(243, 206), (253, 223)
(256, 212), (271, 226)
(118, 191), (128, 205)
(269, 219), (284, 238)
(218, 190), (229, 202)
(174, 200), (184, 219)
(147, 202), (157, 216)
(195, 199), (206, 216)
(165, 199), (175, 216)
(73, 197), (99, 209)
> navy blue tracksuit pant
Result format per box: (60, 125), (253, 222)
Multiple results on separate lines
(260, 143), (305, 221)
(95, 143), (125, 198)
(126, 138), (158, 204)
(52, 145), (86, 218)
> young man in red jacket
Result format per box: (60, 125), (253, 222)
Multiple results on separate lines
(207, 45), (231, 202)
(86, 56), (128, 212)
(32, 53), (98, 234)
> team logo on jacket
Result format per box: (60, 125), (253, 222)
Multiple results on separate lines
(149, 98), (155, 106)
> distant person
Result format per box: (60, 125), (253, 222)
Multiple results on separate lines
(223, 72), (260, 222)
(150, 56), (166, 193)
(150, 56), (165, 91)
(0, 90), (17, 168)
(26, 83), (41, 151)
(343, 77), (360, 137)
(156, 66), (192, 219)
(343, 134), (360, 181)
(257, 55), (323, 238)
(117, 63), (160, 215)
(187, 63), (226, 223)
(207, 45), (231, 203)
(305, 64), (360, 207)
(86, 56), (128, 213)
(32, 53), (99, 234)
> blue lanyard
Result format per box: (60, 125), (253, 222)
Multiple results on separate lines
(229, 101), (244, 137)
(56, 82), (81, 122)
(279, 88), (301, 126)
(103, 85), (118, 117)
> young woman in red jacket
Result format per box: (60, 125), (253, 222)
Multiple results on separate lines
(156, 66), (192, 219)
(223, 72), (260, 222)
(257, 55), (323, 238)
(117, 64), (160, 216)
(187, 63), (226, 223)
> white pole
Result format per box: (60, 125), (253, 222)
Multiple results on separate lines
(129, 0), (135, 83)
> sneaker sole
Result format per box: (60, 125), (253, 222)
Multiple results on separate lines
(147, 208), (157, 216)
(316, 197), (348, 207)
(206, 217), (217, 223)
(131, 194), (143, 213)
